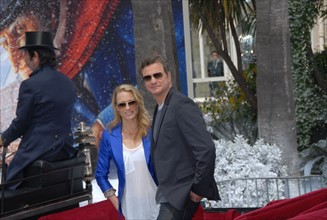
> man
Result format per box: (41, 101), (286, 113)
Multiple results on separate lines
(139, 55), (220, 220)
(207, 51), (224, 96)
(0, 31), (76, 189)
(207, 51), (224, 77)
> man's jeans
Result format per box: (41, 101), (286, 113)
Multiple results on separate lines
(157, 200), (199, 220)
(157, 202), (184, 220)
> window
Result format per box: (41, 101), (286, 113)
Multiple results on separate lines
(190, 27), (227, 99)
(182, 0), (255, 100)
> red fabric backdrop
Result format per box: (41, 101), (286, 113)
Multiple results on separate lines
(234, 188), (327, 220)
(38, 188), (327, 220)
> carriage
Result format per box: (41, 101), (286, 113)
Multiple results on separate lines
(0, 122), (96, 220)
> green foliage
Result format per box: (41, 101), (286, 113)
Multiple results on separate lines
(189, 0), (255, 34)
(199, 64), (258, 144)
(289, 0), (327, 150)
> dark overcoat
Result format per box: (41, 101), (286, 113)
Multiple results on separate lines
(207, 60), (224, 77)
(2, 66), (76, 185)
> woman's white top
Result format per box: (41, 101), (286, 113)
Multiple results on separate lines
(121, 142), (159, 220)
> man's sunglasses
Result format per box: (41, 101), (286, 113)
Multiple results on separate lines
(142, 72), (163, 82)
(117, 100), (137, 109)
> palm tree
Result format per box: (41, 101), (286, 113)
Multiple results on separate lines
(256, 0), (299, 176)
(131, 0), (179, 115)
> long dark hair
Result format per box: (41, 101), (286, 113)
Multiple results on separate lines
(27, 48), (57, 67)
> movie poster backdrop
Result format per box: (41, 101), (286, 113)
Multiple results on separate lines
(0, 0), (186, 137)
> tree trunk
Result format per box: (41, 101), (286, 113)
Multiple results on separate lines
(131, 0), (180, 115)
(256, 0), (299, 176)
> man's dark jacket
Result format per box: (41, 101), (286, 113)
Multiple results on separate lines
(151, 88), (220, 210)
(2, 66), (76, 186)
(207, 60), (224, 77)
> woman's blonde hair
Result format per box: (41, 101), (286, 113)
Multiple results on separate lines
(109, 84), (151, 140)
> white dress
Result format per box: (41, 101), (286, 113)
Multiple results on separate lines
(121, 142), (159, 220)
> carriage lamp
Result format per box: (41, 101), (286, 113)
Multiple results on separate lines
(74, 122), (98, 183)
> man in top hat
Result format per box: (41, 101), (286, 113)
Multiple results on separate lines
(0, 31), (77, 189)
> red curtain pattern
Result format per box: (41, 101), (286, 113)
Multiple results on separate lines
(57, 0), (120, 79)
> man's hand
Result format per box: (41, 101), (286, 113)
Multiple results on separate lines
(190, 191), (202, 202)
(5, 141), (19, 165)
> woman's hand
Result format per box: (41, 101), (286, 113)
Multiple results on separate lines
(108, 195), (119, 210)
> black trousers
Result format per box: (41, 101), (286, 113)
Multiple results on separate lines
(42, 144), (77, 162)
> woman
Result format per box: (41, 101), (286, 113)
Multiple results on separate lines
(95, 84), (159, 219)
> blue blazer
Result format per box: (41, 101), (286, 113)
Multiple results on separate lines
(95, 123), (157, 214)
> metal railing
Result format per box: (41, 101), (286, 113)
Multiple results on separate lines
(209, 175), (326, 208)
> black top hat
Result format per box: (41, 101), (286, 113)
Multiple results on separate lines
(19, 31), (58, 50)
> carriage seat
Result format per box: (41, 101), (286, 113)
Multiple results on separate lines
(22, 150), (86, 188)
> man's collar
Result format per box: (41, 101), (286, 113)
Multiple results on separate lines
(29, 65), (50, 77)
